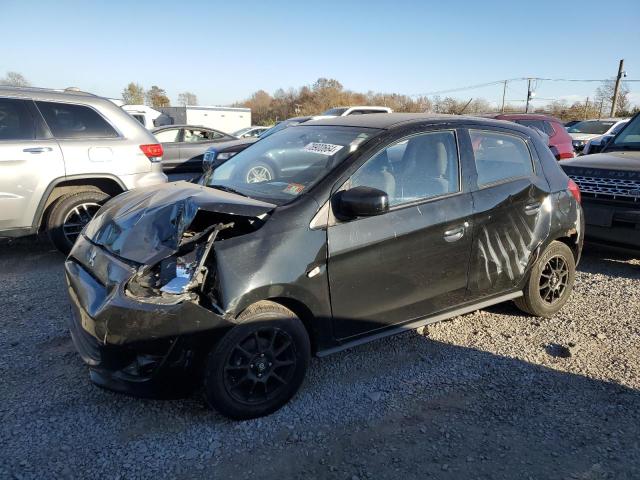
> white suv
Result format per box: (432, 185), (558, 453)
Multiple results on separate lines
(0, 86), (167, 253)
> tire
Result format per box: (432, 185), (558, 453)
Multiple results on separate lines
(243, 162), (275, 184)
(514, 241), (576, 318)
(47, 190), (110, 254)
(203, 301), (310, 419)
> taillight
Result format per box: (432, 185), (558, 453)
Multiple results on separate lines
(558, 151), (575, 160)
(568, 179), (581, 204)
(139, 144), (163, 162)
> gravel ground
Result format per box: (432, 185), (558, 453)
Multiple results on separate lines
(1, 236), (639, 480)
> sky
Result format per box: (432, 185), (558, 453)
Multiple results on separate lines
(2, 0), (640, 108)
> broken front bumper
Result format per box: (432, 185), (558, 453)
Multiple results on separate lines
(65, 235), (232, 396)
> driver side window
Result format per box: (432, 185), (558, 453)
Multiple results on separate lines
(350, 130), (460, 207)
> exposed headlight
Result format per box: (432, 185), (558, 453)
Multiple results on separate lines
(216, 151), (237, 161)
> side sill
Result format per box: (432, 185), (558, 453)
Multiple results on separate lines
(316, 291), (523, 357)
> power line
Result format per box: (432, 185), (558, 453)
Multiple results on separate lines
(411, 76), (640, 97)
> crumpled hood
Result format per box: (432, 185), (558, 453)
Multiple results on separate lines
(83, 181), (275, 265)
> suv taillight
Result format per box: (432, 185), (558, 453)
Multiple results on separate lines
(140, 144), (163, 162)
(568, 179), (581, 204)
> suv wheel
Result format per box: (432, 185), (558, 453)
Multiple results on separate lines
(47, 191), (110, 254)
(514, 241), (576, 318)
(203, 301), (310, 419)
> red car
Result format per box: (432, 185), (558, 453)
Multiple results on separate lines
(489, 113), (575, 160)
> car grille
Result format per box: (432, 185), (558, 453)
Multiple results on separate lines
(570, 175), (640, 203)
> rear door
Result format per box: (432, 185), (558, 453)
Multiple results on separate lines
(153, 127), (182, 172)
(327, 128), (474, 339)
(179, 128), (228, 172)
(34, 101), (123, 177)
(464, 128), (551, 299)
(0, 97), (64, 231)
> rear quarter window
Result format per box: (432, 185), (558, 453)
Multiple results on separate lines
(36, 101), (118, 139)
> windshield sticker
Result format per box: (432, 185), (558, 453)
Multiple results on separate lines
(283, 183), (305, 195)
(303, 142), (344, 156)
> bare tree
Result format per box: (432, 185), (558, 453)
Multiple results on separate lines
(596, 79), (630, 117)
(177, 92), (198, 106)
(1, 71), (31, 87)
(146, 86), (170, 108)
(122, 82), (145, 104)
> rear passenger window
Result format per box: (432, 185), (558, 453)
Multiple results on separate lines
(36, 101), (118, 139)
(351, 130), (459, 206)
(0, 98), (35, 140)
(515, 119), (554, 136)
(470, 130), (533, 186)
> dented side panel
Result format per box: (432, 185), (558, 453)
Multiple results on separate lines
(467, 176), (551, 298)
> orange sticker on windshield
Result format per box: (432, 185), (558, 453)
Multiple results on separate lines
(283, 183), (305, 195)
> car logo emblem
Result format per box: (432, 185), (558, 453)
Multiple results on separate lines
(88, 249), (97, 267)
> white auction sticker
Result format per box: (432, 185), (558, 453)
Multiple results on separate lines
(303, 142), (344, 156)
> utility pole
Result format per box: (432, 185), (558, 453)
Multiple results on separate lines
(610, 59), (625, 117)
(501, 80), (507, 113)
(583, 97), (590, 119)
(598, 99), (604, 119)
(525, 78), (532, 113)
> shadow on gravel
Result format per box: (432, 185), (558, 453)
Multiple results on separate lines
(578, 243), (640, 280)
(205, 333), (640, 480)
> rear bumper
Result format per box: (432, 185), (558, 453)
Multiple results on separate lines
(120, 163), (167, 190)
(582, 200), (640, 250)
(65, 235), (232, 396)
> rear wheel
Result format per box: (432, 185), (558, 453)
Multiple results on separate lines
(515, 241), (576, 318)
(203, 301), (310, 419)
(47, 190), (109, 254)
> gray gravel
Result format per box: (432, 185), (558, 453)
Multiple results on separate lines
(1, 237), (639, 480)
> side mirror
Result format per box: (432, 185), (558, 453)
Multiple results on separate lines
(333, 186), (389, 220)
(591, 134), (614, 154)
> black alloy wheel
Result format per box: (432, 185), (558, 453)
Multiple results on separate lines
(538, 255), (569, 304)
(224, 327), (297, 404)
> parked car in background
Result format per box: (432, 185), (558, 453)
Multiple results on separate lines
(320, 105), (392, 117)
(152, 125), (236, 174)
(202, 116), (317, 176)
(0, 86), (167, 253)
(567, 118), (628, 153)
(580, 119), (630, 155)
(65, 113), (582, 419)
(561, 112), (640, 251)
(564, 120), (581, 129)
(122, 104), (162, 129)
(232, 126), (270, 138)
(487, 113), (574, 160)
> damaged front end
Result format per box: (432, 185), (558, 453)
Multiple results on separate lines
(64, 182), (275, 396)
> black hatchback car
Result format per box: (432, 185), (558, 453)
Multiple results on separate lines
(65, 114), (583, 419)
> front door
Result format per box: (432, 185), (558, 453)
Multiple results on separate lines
(327, 129), (473, 340)
(0, 98), (64, 231)
(465, 128), (551, 299)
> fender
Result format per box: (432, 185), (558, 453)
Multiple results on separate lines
(32, 174), (127, 231)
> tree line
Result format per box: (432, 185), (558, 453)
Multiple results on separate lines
(3, 71), (637, 123)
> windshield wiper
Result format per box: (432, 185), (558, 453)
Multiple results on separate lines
(210, 184), (250, 198)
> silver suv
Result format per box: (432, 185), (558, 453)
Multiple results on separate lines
(0, 87), (167, 253)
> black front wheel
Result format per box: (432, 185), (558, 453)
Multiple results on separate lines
(203, 301), (310, 419)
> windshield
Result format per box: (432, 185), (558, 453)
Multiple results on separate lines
(206, 125), (379, 204)
(322, 108), (348, 116)
(232, 127), (252, 137)
(609, 115), (640, 151)
(568, 121), (616, 135)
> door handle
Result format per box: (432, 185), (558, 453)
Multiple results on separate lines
(524, 202), (541, 215)
(23, 147), (53, 154)
(444, 222), (468, 243)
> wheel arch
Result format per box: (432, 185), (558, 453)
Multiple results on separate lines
(34, 175), (126, 231)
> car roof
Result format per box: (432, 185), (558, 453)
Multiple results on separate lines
(488, 113), (563, 123)
(152, 124), (227, 132)
(300, 112), (527, 131)
(0, 85), (104, 103)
